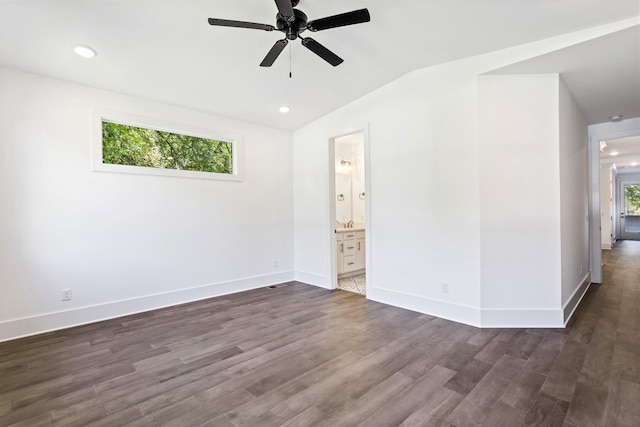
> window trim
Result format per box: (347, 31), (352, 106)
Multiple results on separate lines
(92, 109), (243, 181)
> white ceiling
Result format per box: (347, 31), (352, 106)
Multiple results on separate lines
(0, 1), (639, 130)
(601, 135), (640, 171)
(489, 26), (640, 125)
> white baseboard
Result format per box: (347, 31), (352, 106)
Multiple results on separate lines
(0, 271), (294, 343)
(294, 270), (330, 289)
(367, 286), (482, 327)
(366, 285), (569, 328)
(563, 273), (591, 325)
(602, 243), (612, 250)
(480, 308), (564, 328)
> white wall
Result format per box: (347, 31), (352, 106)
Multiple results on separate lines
(558, 79), (590, 314)
(292, 20), (634, 327)
(351, 138), (366, 225)
(334, 141), (354, 224)
(478, 74), (562, 326)
(294, 63), (484, 325)
(0, 67), (294, 341)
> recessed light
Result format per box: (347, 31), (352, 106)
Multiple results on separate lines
(74, 45), (97, 58)
(278, 105), (290, 114)
(609, 115), (623, 122)
(610, 151), (619, 156)
(632, 162), (638, 166)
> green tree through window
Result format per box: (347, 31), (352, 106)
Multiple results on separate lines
(102, 121), (233, 174)
(625, 184), (640, 215)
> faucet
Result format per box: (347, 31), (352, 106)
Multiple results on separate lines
(347, 220), (354, 228)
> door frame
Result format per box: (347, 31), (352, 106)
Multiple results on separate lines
(617, 176), (640, 240)
(328, 126), (371, 292)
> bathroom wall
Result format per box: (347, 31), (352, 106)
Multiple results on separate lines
(334, 135), (365, 225)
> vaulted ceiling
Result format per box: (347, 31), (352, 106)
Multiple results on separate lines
(1, 1), (638, 130)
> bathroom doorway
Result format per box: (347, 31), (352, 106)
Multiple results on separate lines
(330, 130), (368, 295)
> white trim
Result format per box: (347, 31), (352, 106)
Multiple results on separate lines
(363, 124), (372, 297)
(294, 271), (330, 289)
(616, 174), (640, 240)
(367, 286), (482, 327)
(328, 137), (338, 290)
(91, 108), (243, 181)
(366, 284), (575, 328)
(563, 273), (591, 325)
(0, 271), (293, 343)
(481, 308), (564, 328)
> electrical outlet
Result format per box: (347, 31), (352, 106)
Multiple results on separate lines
(62, 288), (72, 301)
(273, 260), (278, 268)
(441, 283), (449, 294)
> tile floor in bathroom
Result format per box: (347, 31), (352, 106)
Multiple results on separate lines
(337, 274), (366, 295)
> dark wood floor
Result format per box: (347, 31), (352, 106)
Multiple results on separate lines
(0, 242), (638, 427)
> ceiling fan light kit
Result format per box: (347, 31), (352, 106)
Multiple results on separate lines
(208, 0), (370, 67)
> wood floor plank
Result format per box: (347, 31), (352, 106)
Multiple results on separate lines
(399, 387), (464, 427)
(500, 368), (546, 411)
(523, 393), (570, 427)
(356, 365), (457, 426)
(445, 355), (524, 426)
(0, 240), (637, 427)
(279, 406), (326, 427)
(564, 382), (608, 427)
(480, 401), (525, 427)
(577, 332), (614, 389)
(315, 371), (414, 427)
(84, 406), (144, 427)
(225, 351), (361, 426)
(0, 401), (12, 417)
(50, 399), (107, 427)
(603, 377), (640, 427)
(507, 332), (544, 360)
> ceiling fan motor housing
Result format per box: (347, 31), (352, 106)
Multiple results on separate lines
(276, 9), (308, 40)
(209, 0), (370, 67)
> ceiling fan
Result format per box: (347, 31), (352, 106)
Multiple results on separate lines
(208, 0), (370, 67)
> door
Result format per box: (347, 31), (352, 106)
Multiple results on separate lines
(620, 182), (640, 240)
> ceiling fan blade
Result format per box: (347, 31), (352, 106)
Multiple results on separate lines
(275, 0), (295, 21)
(306, 8), (370, 32)
(260, 39), (289, 67)
(301, 38), (343, 66)
(208, 18), (275, 31)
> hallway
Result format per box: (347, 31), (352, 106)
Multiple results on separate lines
(567, 239), (640, 426)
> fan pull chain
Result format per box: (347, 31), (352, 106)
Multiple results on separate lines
(289, 42), (292, 78)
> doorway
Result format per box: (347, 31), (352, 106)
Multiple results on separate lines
(589, 124), (640, 283)
(619, 180), (640, 240)
(329, 130), (368, 295)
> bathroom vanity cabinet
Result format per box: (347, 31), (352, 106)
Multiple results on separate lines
(336, 229), (365, 276)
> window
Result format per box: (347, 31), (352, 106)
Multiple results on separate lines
(625, 184), (640, 215)
(92, 110), (241, 181)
